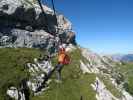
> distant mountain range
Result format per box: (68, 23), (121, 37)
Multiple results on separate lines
(111, 54), (133, 62)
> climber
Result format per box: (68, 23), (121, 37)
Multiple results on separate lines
(55, 44), (70, 83)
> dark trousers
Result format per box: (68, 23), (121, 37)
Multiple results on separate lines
(56, 63), (63, 81)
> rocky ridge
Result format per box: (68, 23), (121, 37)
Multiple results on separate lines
(80, 48), (133, 100)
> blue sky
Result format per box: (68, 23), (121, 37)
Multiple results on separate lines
(43, 0), (133, 54)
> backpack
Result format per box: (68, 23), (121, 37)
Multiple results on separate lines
(63, 54), (71, 65)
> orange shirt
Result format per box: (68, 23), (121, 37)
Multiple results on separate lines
(58, 53), (66, 64)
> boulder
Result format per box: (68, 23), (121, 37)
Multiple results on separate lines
(0, 0), (57, 32)
(7, 87), (26, 100)
(26, 58), (53, 94)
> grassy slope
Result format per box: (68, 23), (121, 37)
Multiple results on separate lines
(32, 48), (96, 100)
(0, 48), (43, 100)
(1, 48), (132, 100)
(117, 62), (133, 95)
(98, 74), (122, 98)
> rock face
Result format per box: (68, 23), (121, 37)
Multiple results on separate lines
(80, 48), (114, 74)
(7, 87), (26, 100)
(26, 58), (53, 94)
(91, 77), (119, 100)
(6, 57), (53, 100)
(0, 0), (76, 50)
(91, 77), (133, 100)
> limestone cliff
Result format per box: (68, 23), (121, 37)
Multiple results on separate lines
(0, 0), (76, 49)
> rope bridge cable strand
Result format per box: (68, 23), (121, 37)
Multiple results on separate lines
(45, 0), (57, 19)
(51, 0), (60, 35)
(50, 0), (62, 51)
(36, 0), (60, 53)
(36, 0), (51, 33)
(45, 0), (59, 35)
(37, 0), (59, 38)
(37, 0), (60, 53)
(51, 0), (56, 15)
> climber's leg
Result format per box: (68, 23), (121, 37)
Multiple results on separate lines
(56, 63), (63, 82)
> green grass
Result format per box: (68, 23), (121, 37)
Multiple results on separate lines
(0, 48), (96, 100)
(32, 74), (96, 100)
(32, 48), (96, 100)
(117, 62), (133, 95)
(0, 48), (43, 100)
